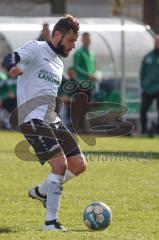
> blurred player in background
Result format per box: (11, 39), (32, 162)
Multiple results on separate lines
(37, 22), (51, 42)
(73, 32), (96, 133)
(2, 15), (86, 231)
(140, 34), (159, 136)
(57, 67), (77, 129)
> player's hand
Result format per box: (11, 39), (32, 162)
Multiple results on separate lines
(9, 66), (23, 78)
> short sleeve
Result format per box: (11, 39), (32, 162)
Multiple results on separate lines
(16, 40), (40, 64)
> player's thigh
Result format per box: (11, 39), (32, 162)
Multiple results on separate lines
(48, 151), (68, 174)
(53, 121), (81, 158)
(52, 121), (86, 173)
(141, 92), (154, 111)
(20, 119), (63, 165)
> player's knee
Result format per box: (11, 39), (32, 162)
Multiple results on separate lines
(67, 154), (87, 175)
(77, 155), (87, 174)
(80, 161), (87, 174)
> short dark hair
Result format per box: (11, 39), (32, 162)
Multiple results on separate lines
(52, 14), (80, 37)
(43, 23), (49, 28)
(82, 32), (90, 38)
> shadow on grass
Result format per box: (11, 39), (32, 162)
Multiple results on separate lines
(0, 227), (15, 234)
(67, 228), (107, 233)
(68, 229), (91, 233)
(37, 227), (91, 233)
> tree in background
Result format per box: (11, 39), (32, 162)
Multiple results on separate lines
(33, 0), (66, 14)
(112, 0), (125, 16)
(143, 0), (159, 33)
(48, 0), (66, 14)
(112, 0), (159, 33)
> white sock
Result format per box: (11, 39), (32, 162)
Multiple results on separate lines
(46, 173), (64, 222)
(38, 169), (75, 197)
(64, 169), (76, 183)
(38, 179), (48, 196)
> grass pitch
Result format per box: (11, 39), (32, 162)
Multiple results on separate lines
(0, 131), (159, 240)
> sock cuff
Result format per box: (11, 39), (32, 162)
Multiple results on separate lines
(64, 169), (76, 182)
(48, 173), (64, 183)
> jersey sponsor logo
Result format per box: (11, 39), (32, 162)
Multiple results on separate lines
(38, 69), (60, 85)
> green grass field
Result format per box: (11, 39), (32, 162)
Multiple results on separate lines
(0, 131), (159, 240)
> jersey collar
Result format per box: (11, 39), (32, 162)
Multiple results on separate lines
(47, 41), (59, 56)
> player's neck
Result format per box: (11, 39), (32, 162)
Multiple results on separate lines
(47, 40), (59, 55)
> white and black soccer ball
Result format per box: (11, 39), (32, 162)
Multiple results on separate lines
(83, 202), (112, 231)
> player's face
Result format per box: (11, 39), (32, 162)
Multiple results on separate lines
(82, 34), (91, 48)
(56, 29), (78, 57)
(43, 25), (50, 36)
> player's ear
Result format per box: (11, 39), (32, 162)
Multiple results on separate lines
(53, 30), (62, 41)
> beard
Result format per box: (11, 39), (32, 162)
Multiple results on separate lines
(56, 40), (69, 57)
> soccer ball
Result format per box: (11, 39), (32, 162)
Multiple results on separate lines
(83, 202), (112, 231)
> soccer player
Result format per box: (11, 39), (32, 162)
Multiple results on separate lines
(2, 15), (86, 231)
(73, 32), (96, 133)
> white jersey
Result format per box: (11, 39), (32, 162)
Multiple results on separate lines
(16, 40), (63, 125)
